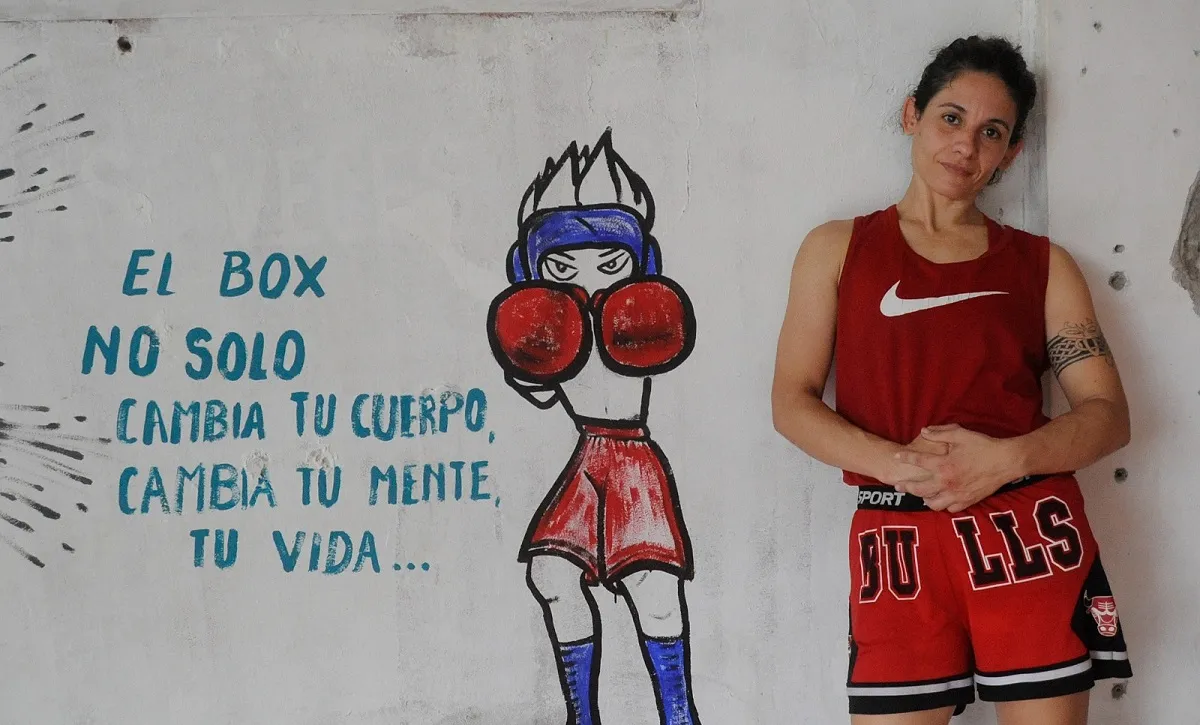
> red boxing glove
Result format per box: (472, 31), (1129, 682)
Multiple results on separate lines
(594, 277), (695, 376)
(488, 282), (591, 384)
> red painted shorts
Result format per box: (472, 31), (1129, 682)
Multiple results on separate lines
(847, 475), (1132, 715)
(520, 424), (692, 587)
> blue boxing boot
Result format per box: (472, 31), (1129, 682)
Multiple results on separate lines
(555, 638), (600, 725)
(641, 635), (700, 725)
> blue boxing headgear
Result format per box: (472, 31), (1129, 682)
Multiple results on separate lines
(507, 204), (661, 283)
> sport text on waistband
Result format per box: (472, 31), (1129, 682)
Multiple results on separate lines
(856, 475), (1051, 511)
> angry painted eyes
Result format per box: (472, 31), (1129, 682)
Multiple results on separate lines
(539, 248), (634, 290)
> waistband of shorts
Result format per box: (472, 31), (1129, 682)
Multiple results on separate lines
(578, 422), (649, 440)
(856, 474), (1052, 511)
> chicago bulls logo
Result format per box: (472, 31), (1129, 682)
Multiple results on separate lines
(1088, 595), (1120, 637)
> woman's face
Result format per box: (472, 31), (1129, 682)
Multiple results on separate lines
(903, 71), (1025, 201)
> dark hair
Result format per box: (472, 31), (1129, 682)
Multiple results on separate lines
(913, 35), (1037, 144)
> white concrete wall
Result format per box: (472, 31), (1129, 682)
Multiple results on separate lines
(1044, 1), (1200, 722)
(2, 0), (1188, 723)
(0, 0), (697, 21)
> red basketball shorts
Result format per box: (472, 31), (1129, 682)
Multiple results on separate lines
(519, 423), (692, 587)
(847, 475), (1132, 715)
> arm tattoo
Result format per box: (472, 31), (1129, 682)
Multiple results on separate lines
(1047, 319), (1114, 375)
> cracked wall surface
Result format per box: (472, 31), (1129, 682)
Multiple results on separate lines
(1171, 169), (1200, 315)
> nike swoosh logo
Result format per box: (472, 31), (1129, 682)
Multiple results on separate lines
(879, 281), (1008, 317)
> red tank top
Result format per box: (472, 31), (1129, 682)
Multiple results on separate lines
(834, 205), (1053, 486)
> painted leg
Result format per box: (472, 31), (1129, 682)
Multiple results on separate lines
(527, 556), (602, 725)
(621, 570), (700, 725)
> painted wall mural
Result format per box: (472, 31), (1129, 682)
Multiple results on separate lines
(3, 116), (706, 719)
(0, 54), (91, 241)
(1, 51), (106, 569)
(487, 130), (700, 725)
(0, 405), (108, 568)
(2, 50), (499, 582)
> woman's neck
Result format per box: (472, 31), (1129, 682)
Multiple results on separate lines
(896, 179), (986, 232)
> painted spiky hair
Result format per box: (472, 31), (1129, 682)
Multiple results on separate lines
(506, 129), (663, 284)
(517, 128), (655, 231)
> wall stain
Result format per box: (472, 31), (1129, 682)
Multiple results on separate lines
(105, 18), (156, 33)
(1108, 271), (1128, 290)
(1170, 168), (1200, 315)
(391, 15), (459, 58)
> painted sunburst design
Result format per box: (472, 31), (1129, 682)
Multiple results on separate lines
(1, 52), (106, 568)
(0, 404), (110, 567)
(1, 52), (94, 244)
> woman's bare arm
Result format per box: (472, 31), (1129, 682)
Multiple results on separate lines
(1011, 243), (1131, 472)
(771, 221), (940, 484)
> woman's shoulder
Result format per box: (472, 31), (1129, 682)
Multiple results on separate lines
(988, 219), (1080, 290)
(804, 206), (892, 248)
(805, 218), (856, 245)
(796, 208), (890, 284)
(990, 215), (1051, 246)
(796, 219), (855, 271)
(1045, 240), (1084, 280)
(987, 217), (1056, 265)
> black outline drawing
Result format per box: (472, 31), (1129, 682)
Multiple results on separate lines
(486, 129), (701, 725)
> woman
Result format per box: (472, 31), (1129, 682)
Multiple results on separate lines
(771, 36), (1132, 724)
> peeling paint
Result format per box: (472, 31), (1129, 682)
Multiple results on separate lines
(304, 444), (338, 472)
(1170, 168), (1200, 315)
(241, 448), (270, 480)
